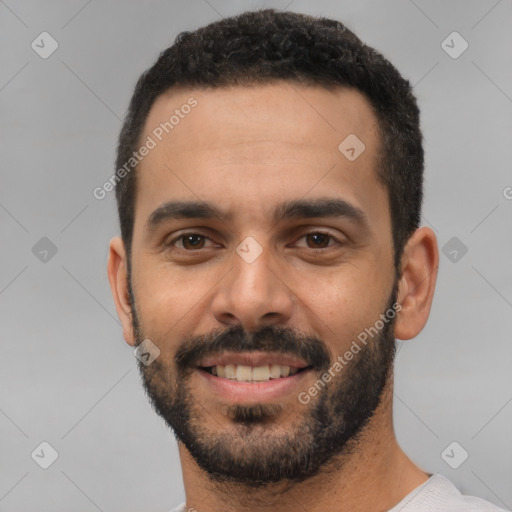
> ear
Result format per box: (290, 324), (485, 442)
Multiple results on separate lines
(394, 226), (439, 340)
(107, 236), (136, 346)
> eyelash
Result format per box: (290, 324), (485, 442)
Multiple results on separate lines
(166, 231), (342, 251)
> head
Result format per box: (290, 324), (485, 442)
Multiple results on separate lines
(108, 9), (438, 487)
(115, 9), (424, 270)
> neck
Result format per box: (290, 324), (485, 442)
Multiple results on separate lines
(178, 379), (430, 512)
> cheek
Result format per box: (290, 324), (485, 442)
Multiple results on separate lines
(294, 267), (389, 348)
(133, 261), (207, 337)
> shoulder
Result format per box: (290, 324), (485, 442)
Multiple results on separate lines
(168, 503), (187, 512)
(444, 493), (509, 512)
(391, 473), (509, 512)
(437, 474), (508, 512)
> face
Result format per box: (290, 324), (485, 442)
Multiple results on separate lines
(127, 82), (399, 485)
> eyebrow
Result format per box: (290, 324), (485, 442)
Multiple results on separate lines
(145, 197), (369, 232)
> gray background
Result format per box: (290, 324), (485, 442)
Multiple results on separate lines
(1, 0), (511, 510)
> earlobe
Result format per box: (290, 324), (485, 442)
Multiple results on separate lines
(394, 227), (439, 341)
(107, 236), (136, 346)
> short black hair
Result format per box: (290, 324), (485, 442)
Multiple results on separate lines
(115, 8), (423, 270)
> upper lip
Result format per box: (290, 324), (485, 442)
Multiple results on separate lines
(198, 351), (310, 369)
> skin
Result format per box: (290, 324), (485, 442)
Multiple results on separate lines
(108, 81), (439, 512)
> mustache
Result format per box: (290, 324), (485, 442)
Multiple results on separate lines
(175, 324), (332, 373)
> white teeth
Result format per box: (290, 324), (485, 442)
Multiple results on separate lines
(224, 364), (236, 379)
(252, 365), (270, 381)
(209, 363), (303, 381)
(269, 364), (281, 378)
(236, 365), (252, 381)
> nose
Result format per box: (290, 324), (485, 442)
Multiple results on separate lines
(211, 241), (295, 331)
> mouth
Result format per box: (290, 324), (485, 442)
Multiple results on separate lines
(195, 352), (314, 403)
(197, 351), (312, 381)
(199, 363), (311, 381)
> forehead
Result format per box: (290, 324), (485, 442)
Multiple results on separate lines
(144, 82), (378, 156)
(134, 82), (388, 237)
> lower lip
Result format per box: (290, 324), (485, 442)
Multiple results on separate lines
(197, 368), (312, 403)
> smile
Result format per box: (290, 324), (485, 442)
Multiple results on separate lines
(201, 363), (309, 381)
(196, 352), (313, 402)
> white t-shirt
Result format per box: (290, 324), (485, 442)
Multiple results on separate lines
(387, 473), (508, 511)
(168, 473), (509, 512)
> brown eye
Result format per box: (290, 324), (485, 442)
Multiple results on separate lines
(166, 233), (211, 251)
(305, 232), (332, 249)
(180, 234), (206, 250)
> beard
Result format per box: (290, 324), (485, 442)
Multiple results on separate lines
(128, 277), (398, 488)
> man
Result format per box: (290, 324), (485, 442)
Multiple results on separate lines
(107, 9), (508, 512)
